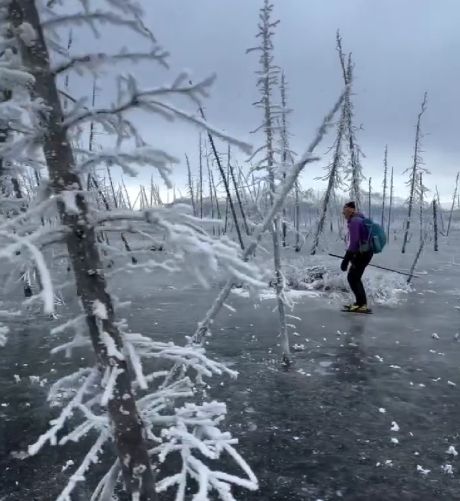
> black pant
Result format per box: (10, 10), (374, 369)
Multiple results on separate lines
(347, 251), (373, 306)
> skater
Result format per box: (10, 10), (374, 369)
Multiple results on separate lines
(341, 201), (373, 313)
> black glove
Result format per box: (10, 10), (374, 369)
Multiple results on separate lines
(340, 251), (353, 272)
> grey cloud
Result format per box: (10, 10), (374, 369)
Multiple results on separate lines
(66, 0), (460, 203)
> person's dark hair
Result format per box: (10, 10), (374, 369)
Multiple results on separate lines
(344, 201), (356, 209)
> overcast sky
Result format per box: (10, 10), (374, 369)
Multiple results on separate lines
(74, 1), (460, 204)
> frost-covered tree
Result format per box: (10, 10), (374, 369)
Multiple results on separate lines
(247, 0), (293, 364)
(310, 88), (349, 255)
(337, 32), (364, 208)
(279, 71), (295, 247)
(402, 92), (429, 253)
(1, 1), (265, 499)
(310, 34), (354, 255)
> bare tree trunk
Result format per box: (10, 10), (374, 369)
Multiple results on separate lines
(381, 145), (388, 228)
(210, 168), (221, 234)
(387, 166), (394, 242)
(402, 92), (427, 253)
(433, 199), (438, 251)
(419, 172), (424, 244)
(185, 153), (196, 216)
(207, 150), (215, 235)
(435, 185), (445, 234)
(224, 148), (230, 233)
(88, 78), (97, 152)
(280, 72), (289, 247)
(199, 134), (203, 219)
(368, 177), (372, 218)
(294, 180), (300, 252)
(11, 2), (156, 498)
(447, 172), (459, 237)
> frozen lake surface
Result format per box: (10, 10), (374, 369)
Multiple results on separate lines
(1, 243), (460, 500)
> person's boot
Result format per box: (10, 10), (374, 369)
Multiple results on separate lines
(349, 304), (370, 313)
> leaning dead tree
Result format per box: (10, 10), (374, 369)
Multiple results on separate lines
(402, 92), (428, 254)
(447, 172), (459, 237)
(5, 1), (261, 500)
(199, 106), (245, 250)
(228, 146), (250, 236)
(407, 238), (425, 285)
(192, 91), (346, 345)
(248, 0), (291, 365)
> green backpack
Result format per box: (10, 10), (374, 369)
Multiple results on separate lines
(361, 217), (387, 254)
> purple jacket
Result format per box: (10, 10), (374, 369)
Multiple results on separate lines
(347, 212), (369, 252)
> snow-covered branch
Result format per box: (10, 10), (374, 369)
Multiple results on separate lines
(52, 47), (169, 75)
(64, 74), (252, 155)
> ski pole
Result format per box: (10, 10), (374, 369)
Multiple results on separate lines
(328, 253), (419, 279)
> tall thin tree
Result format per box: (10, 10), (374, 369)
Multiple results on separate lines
(9, 1), (157, 496)
(199, 134), (203, 218)
(433, 198), (439, 251)
(402, 92), (428, 253)
(337, 32), (363, 207)
(435, 185), (445, 233)
(381, 145), (388, 228)
(368, 177), (372, 218)
(248, 0), (290, 364)
(387, 166), (394, 241)
(447, 172), (459, 237)
(185, 153), (196, 216)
